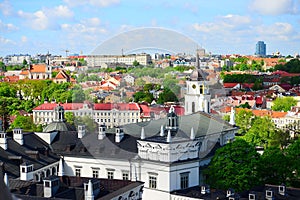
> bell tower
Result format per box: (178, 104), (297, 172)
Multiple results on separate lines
(185, 51), (211, 115)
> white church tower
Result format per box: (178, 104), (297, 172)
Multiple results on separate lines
(185, 51), (211, 115)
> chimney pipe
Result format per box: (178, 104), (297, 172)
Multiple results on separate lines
(13, 128), (24, 145)
(0, 132), (8, 150)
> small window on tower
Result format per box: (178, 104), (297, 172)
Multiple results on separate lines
(200, 85), (203, 94)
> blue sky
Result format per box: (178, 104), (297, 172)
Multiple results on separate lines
(0, 0), (300, 56)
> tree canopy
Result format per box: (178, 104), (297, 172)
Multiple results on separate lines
(207, 139), (260, 192)
(271, 97), (297, 112)
(274, 59), (300, 73)
(242, 116), (277, 148)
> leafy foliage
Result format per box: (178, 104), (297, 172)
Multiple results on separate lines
(271, 97), (297, 112)
(207, 139), (260, 192)
(235, 109), (254, 135)
(10, 115), (41, 132)
(258, 147), (293, 185)
(223, 74), (260, 83)
(274, 59), (300, 73)
(242, 116), (277, 148)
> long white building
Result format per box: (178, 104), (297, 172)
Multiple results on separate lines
(33, 102), (146, 128)
(86, 53), (152, 68)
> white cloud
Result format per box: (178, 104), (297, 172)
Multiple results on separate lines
(61, 17), (106, 34)
(0, 0), (13, 16)
(0, 20), (18, 32)
(52, 5), (74, 18)
(17, 5), (73, 30)
(255, 22), (295, 40)
(0, 36), (15, 44)
(193, 14), (252, 33)
(251, 0), (299, 15)
(60, 17), (108, 51)
(18, 10), (49, 30)
(63, 0), (120, 7)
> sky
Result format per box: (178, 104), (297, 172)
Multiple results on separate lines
(0, 0), (300, 57)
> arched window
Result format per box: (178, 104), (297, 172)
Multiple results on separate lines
(192, 102), (195, 113)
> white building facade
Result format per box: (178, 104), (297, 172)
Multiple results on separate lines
(86, 54), (152, 68)
(33, 102), (144, 128)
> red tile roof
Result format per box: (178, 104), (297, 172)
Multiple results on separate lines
(33, 102), (141, 111)
(223, 83), (239, 88)
(4, 75), (19, 82)
(164, 105), (185, 116)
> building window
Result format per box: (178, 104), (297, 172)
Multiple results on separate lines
(122, 172), (129, 180)
(107, 171), (114, 179)
(149, 176), (157, 189)
(93, 170), (99, 178)
(180, 172), (189, 189)
(75, 168), (81, 177)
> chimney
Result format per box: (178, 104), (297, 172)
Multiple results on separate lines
(115, 127), (124, 143)
(58, 157), (64, 177)
(85, 180), (95, 200)
(98, 124), (106, 140)
(248, 192), (256, 200)
(13, 128), (23, 145)
(20, 162), (34, 181)
(140, 127), (145, 140)
(278, 184), (286, 196)
(44, 97), (49, 104)
(201, 184), (210, 194)
(160, 125), (164, 137)
(78, 125), (86, 139)
(227, 188), (235, 197)
(265, 189), (273, 200)
(43, 176), (60, 198)
(167, 129), (172, 143)
(190, 127), (195, 140)
(0, 132), (8, 150)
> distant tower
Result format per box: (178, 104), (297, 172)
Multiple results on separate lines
(255, 41), (266, 57)
(185, 55), (211, 115)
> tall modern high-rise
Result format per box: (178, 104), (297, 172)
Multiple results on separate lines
(255, 41), (266, 56)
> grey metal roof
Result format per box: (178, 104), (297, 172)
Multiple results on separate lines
(121, 111), (236, 139)
(43, 121), (76, 133)
(0, 133), (59, 178)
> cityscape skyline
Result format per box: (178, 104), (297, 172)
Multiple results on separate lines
(1, 0), (300, 57)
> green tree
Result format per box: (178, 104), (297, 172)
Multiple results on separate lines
(258, 147), (293, 185)
(0, 98), (10, 131)
(22, 59), (28, 67)
(207, 139), (260, 192)
(65, 112), (75, 125)
(222, 114), (230, 122)
(10, 115), (37, 131)
(272, 97), (297, 112)
(75, 115), (97, 133)
(132, 60), (140, 67)
(52, 71), (59, 78)
(286, 139), (300, 183)
(235, 109), (254, 135)
(242, 116), (276, 148)
(157, 88), (178, 104)
(0, 61), (6, 71)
